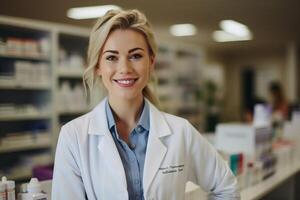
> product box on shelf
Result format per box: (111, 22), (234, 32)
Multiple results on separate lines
(215, 123), (272, 161)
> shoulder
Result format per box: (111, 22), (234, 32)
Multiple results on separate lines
(162, 112), (190, 127)
(62, 112), (91, 131)
(154, 109), (203, 142)
(158, 110), (196, 137)
(59, 112), (92, 144)
(147, 101), (193, 133)
(59, 98), (107, 140)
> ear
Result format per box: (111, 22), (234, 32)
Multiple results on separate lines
(96, 66), (102, 76)
(149, 55), (155, 72)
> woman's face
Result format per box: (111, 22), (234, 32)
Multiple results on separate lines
(97, 29), (154, 102)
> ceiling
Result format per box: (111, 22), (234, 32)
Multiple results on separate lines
(1, 0), (300, 54)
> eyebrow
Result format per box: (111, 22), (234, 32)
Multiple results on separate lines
(129, 47), (144, 53)
(103, 47), (145, 54)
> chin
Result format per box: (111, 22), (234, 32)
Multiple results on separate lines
(113, 91), (143, 102)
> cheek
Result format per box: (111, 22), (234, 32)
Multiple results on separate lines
(98, 65), (113, 78)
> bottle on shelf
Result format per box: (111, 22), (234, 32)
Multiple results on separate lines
(17, 178), (48, 200)
(0, 181), (5, 200)
(1, 176), (15, 200)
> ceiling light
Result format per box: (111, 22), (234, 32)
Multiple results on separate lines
(67, 5), (121, 20)
(220, 20), (251, 38)
(169, 24), (197, 36)
(213, 30), (252, 42)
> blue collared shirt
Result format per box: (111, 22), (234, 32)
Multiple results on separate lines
(105, 99), (150, 200)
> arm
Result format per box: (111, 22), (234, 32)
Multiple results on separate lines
(52, 125), (86, 200)
(186, 121), (240, 200)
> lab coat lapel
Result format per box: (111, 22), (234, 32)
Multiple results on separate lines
(143, 101), (172, 195)
(88, 98), (127, 190)
(97, 132), (127, 189)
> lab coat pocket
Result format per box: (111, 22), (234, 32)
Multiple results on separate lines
(158, 164), (185, 175)
(151, 163), (186, 199)
(157, 164), (185, 185)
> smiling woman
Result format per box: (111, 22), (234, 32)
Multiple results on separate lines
(52, 9), (240, 200)
(97, 29), (154, 105)
(83, 9), (158, 107)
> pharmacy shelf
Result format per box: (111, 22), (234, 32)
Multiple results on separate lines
(0, 81), (51, 90)
(57, 69), (83, 78)
(0, 138), (51, 153)
(0, 112), (51, 121)
(9, 170), (32, 181)
(0, 52), (50, 61)
(241, 160), (300, 200)
(58, 109), (90, 115)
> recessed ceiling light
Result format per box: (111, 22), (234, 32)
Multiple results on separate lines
(67, 5), (121, 20)
(213, 30), (252, 42)
(220, 20), (251, 38)
(169, 24), (197, 36)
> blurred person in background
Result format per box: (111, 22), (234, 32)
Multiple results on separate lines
(243, 98), (266, 123)
(268, 81), (289, 121)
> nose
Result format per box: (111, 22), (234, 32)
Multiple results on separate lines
(118, 58), (133, 74)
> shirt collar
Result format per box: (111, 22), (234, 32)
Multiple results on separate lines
(105, 99), (150, 132)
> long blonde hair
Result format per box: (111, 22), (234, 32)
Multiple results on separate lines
(83, 9), (159, 106)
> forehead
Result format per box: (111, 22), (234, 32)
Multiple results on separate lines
(102, 29), (148, 51)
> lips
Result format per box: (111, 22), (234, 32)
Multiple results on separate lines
(114, 78), (138, 87)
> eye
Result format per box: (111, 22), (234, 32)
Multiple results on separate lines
(106, 55), (118, 61)
(129, 53), (143, 60)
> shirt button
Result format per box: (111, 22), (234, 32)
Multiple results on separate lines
(134, 179), (139, 184)
(130, 143), (136, 149)
(137, 126), (143, 133)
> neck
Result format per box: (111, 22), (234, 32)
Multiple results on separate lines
(108, 95), (144, 128)
(108, 96), (144, 143)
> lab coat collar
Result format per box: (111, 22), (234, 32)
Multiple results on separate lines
(87, 97), (110, 136)
(146, 98), (172, 137)
(143, 99), (171, 195)
(88, 97), (127, 192)
(87, 97), (172, 138)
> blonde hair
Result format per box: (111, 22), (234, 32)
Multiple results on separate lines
(83, 9), (159, 106)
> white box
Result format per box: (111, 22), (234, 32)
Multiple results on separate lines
(215, 123), (272, 160)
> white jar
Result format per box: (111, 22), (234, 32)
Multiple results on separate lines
(1, 176), (15, 200)
(18, 178), (47, 200)
(0, 182), (5, 200)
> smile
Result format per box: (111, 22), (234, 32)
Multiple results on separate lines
(114, 78), (138, 87)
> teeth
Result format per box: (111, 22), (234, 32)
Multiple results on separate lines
(117, 79), (135, 84)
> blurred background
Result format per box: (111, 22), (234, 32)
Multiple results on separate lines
(0, 0), (299, 199)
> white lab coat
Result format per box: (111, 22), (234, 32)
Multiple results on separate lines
(52, 98), (240, 200)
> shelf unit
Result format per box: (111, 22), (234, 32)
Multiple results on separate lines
(9, 171), (32, 181)
(155, 41), (204, 130)
(0, 16), (54, 182)
(0, 53), (50, 61)
(57, 109), (90, 116)
(0, 83), (51, 90)
(0, 135), (51, 153)
(57, 69), (83, 78)
(54, 30), (91, 132)
(0, 112), (51, 121)
(0, 15), (205, 182)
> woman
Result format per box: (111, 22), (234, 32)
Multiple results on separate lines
(52, 9), (240, 200)
(268, 81), (289, 120)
